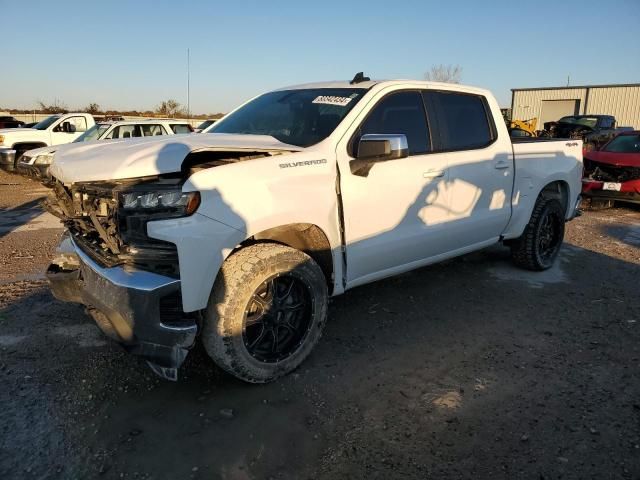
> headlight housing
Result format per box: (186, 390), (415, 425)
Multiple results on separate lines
(119, 189), (200, 218)
(0, 135), (4, 145)
(34, 153), (55, 165)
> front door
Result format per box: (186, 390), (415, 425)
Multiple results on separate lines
(51, 116), (87, 145)
(337, 89), (451, 286)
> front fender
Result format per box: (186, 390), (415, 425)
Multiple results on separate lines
(147, 213), (245, 312)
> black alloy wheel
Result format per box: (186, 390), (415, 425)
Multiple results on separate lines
(243, 274), (313, 363)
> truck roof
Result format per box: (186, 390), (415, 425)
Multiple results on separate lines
(95, 119), (191, 127)
(279, 79), (492, 97)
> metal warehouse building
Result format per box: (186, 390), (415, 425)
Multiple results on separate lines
(511, 83), (640, 129)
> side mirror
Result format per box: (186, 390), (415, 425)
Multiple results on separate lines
(350, 134), (409, 177)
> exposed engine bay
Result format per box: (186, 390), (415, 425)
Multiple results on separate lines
(43, 150), (277, 276)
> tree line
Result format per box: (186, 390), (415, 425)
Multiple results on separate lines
(5, 98), (224, 120)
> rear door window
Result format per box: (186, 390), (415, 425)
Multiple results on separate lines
(423, 91), (495, 151)
(106, 125), (141, 139)
(141, 124), (165, 136)
(353, 90), (430, 156)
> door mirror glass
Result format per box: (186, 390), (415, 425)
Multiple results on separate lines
(357, 134), (409, 161)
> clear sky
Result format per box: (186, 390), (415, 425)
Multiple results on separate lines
(1, 0), (639, 113)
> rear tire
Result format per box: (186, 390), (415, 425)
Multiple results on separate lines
(510, 198), (565, 271)
(202, 243), (328, 383)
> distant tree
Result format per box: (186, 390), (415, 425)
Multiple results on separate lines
(155, 99), (182, 118)
(37, 99), (68, 114)
(424, 64), (462, 84)
(85, 103), (101, 114)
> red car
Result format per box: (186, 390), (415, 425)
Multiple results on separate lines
(582, 130), (640, 206)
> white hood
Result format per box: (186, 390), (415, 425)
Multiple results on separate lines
(49, 133), (303, 184)
(0, 128), (46, 145)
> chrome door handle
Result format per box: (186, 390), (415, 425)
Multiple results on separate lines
(423, 170), (445, 178)
(494, 161), (510, 169)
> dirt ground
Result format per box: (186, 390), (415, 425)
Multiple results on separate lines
(1, 169), (639, 480)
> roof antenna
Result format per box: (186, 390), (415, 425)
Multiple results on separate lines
(350, 72), (370, 84)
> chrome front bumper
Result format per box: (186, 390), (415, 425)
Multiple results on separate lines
(46, 234), (198, 380)
(0, 149), (16, 171)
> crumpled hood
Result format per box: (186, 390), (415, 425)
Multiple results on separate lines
(49, 133), (303, 184)
(585, 150), (640, 167)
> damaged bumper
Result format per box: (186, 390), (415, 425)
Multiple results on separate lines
(17, 162), (50, 179)
(0, 148), (16, 172)
(46, 234), (198, 380)
(582, 179), (640, 204)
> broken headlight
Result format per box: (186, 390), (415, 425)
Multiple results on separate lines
(34, 153), (55, 165)
(120, 189), (201, 217)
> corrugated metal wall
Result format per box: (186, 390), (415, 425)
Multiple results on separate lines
(512, 89), (587, 126)
(586, 86), (640, 129)
(512, 86), (640, 129)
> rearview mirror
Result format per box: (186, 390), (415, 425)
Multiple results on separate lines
(350, 134), (408, 177)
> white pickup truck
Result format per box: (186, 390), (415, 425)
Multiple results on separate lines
(45, 76), (582, 382)
(0, 113), (95, 172)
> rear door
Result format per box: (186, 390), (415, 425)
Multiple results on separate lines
(422, 90), (513, 250)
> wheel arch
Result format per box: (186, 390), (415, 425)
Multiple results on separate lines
(236, 222), (336, 294)
(502, 178), (573, 241)
(12, 142), (48, 151)
(539, 180), (570, 217)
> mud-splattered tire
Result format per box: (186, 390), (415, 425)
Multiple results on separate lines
(202, 243), (328, 383)
(510, 198), (565, 271)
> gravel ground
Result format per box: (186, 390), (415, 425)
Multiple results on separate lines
(1, 169), (639, 480)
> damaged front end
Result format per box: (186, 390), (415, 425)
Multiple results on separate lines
(582, 158), (640, 203)
(44, 148), (282, 380)
(44, 175), (202, 380)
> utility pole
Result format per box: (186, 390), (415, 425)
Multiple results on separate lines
(187, 48), (191, 120)
(567, 75), (570, 87)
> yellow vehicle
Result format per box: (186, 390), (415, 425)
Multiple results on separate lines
(509, 117), (538, 137)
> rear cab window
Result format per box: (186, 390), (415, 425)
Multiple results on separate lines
(422, 91), (496, 151)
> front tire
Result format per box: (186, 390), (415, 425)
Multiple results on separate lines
(510, 198), (565, 271)
(202, 243), (328, 383)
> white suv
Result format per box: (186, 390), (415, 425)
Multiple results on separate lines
(17, 119), (193, 178)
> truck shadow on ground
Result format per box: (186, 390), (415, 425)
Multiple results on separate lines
(0, 198), (47, 239)
(2, 237), (640, 479)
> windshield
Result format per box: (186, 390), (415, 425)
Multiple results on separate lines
(210, 88), (367, 147)
(603, 134), (640, 153)
(73, 123), (110, 142)
(559, 116), (598, 129)
(32, 115), (61, 130)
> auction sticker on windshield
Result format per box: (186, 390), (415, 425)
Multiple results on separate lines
(312, 96), (353, 107)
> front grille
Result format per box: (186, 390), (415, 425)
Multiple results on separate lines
(49, 180), (180, 277)
(584, 159), (640, 183)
